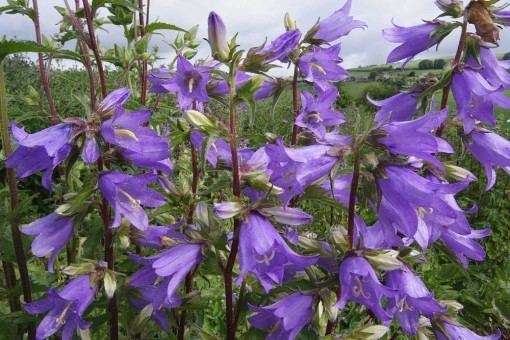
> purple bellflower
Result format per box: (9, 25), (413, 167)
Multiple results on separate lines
(101, 107), (172, 174)
(298, 45), (348, 91)
(383, 21), (442, 66)
(99, 172), (166, 231)
(24, 275), (96, 340)
(6, 122), (74, 190)
(495, 9), (510, 26)
(440, 226), (491, 268)
(248, 293), (313, 340)
(463, 129), (510, 190)
(97, 87), (131, 115)
(81, 131), (100, 164)
(369, 91), (420, 125)
(237, 213), (318, 292)
(336, 256), (396, 322)
(323, 174), (352, 207)
(295, 88), (345, 138)
(208, 11), (230, 61)
(386, 267), (445, 335)
(375, 108), (453, 170)
(312, 0), (366, 43)
(246, 29), (301, 68)
(435, 319), (501, 340)
(189, 131), (231, 168)
(475, 47), (510, 89)
(21, 213), (74, 272)
(132, 220), (186, 249)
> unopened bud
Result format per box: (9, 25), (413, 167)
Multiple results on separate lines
(435, 0), (464, 18)
(214, 201), (244, 219)
(467, 1), (500, 44)
(444, 163), (477, 182)
(184, 110), (215, 130)
(103, 270), (117, 299)
(364, 249), (403, 271)
(284, 12), (297, 31)
(208, 11), (230, 62)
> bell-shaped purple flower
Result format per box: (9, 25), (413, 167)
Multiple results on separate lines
(258, 206), (312, 226)
(323, 174), (352, 207)
(6, 122), (74, 190)
(97, 87), (130, 115)
(21, 213), (74, 272)
(81, 133), (99, 164)
(24, 275), (96, 340)
(475, 47), (510, 89)
(189, 131), (231, 168)
(383, 22), (441, 66)
(336, 256), (396, 322)
(386, 266), (445, 335)
(298, 45), (348, 90)
(440, 227), (491, 268)
(375, 108), (453, 170)
(246, 29), (301, 67)
(369, 91), (420, 125)
(295, 88), (345, 138)
(495, 9), (510, 26)
(208, 11), (230, 61)
(248, 293), (313, 340)
(463, 129), (510, 190)
(99, 172), (166, 231)
(130, 242), (202, 300)
(237, 213), (318, 292)
(101, 107), (172, 174)
(312, 0), (366, 43)
(132, 220), (186, 249)
(435, 319), (501, 340)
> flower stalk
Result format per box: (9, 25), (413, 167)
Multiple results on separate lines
(290, 65), (300, 145)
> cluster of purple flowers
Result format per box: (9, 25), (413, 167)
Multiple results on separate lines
(5, 0), (509, 339)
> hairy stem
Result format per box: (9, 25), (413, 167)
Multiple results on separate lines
(32, 0), (58, 124)
(225, 63), (241, 340)
(347, 140), (361, 249)
(0, 62), (35, 339)
(290, 65), (300, 145)
(137, 0), (148, 105)
(436, 19), (468, 137)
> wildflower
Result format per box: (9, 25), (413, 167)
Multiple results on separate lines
(298, 45), (348, 90)
(311, 0), (366, 43)
(208, 11), (230, 62)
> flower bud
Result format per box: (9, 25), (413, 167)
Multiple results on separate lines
(184, 110), (215, 130)
(62, 263), (96, 276)
(284, 12), (297, 31)
(259, 206), (312, 226)
(435, 0), (464, 18)
(103, 270), (117, 299)
(213, 201), (244, 219)
(364, 249), (403, 271)
(208, 11), (230, 62)
(444, 163), (477, 182)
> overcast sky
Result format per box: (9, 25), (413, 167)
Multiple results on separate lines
(1, 0), (509, 74)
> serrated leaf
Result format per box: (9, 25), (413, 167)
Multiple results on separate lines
(0, 40), (55, 61)
(144, 22), (186, 34)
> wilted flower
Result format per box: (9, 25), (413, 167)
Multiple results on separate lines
(463, 129), (510, 190)
(208, 11), (230, 61)
(375, 108), (453, 170)
(248, 293), (313, 340)
(311, 0), (366, 43)
(295, 88), (345, 138)
(99, 172), (166, 231)
(386, 266), (445, 335)
(298, 44), (348, 90)
(435, 319), (501, 340)
(237, 213), (318, 292)
(21, 213), (74, 272)
(336, 256), (396, 322)
(383, 22), (442, 66)
(6, 122), (74, 190)
(24, 275), (96, 340)
(467, 1), (500, 44)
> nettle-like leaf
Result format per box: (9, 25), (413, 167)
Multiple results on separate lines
(0, 40), (55, 61)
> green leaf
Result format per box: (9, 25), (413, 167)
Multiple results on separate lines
(144, 22), (186, 34)
(91, 0), (137, 12)
(0, 40), (55, 61)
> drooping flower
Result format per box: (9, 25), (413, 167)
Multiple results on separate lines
(96, 87), (131, 116)
(463, 129), (510, 190)
(189, 131), (231, 168)
(248, 293), (314, 340)
(440, 227), (491, 268)
(295, 88), (345, 138)
(24, 275), (96, 340)
(6, 122), (75, 190)
(495, 9), (510, 26)
(474, 47), (510, 89)
(298, 44), (348, 90)
(81, 132), (100, 164)
(153, 55), (213, 110)
(435, 319), (501, 340)
(368, 91), (420, 125)
(20, 213), (74, 272)
(130, 242), (202, 300)
(383, 22), (442, 66)
(375, 108), (453, 170)
(99, 172), (166, 231)
(258, 206), (312, 226)
(237, 213), (318, 292)
(208, 11), (230, 61)
(132, 220), (186, 249)
(323, 174), (352, 207)
(311, 0), (366, 43)
(244, 30), (301, 71)
(207, 71), (251, 97)
(451, 66), (510, 133)
(336, 256), (396, 322)
(386, 266), (445, 335)
(101, 107), (172, 174)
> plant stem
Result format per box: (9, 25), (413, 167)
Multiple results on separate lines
(225, 63), (241, 340)
(2, 261), (20, 311)
(436, 19), (468, 137)
(137, 0), (148, 105)
(31, 0), (59, 124)
(0, 61), (35, 339)
(347, 139), (361, 249)
(290, 65), (300, 145)
(82, 0), (107, 99)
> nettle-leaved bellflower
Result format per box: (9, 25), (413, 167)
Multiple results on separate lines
(245, 29), (301, 70)
(208, 11), (230, 61)
(435, 319), (501, 340)
(99, 172), (166, 231)
(295, 88), (345, 138)
(495, 9), (510, 26)
(248, 293), (313, 340)
(21, 213), (74, 272)
(6, 122), (74, 190)
(24, 275), (96, 340)
(383, 22), (441, 66)
(463, 129), (510, 190)
(375, 108), (453, 170)
(369, 91), (421, 125)
(298, 44), (348, 90)
(323, 174), (352, 207)
(336, 256), (396, 322)
(311, 0), (366, 43)
(101, 107), (172, 174)
(386, 266), (445, 335)
(237, 213), (318, 292)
